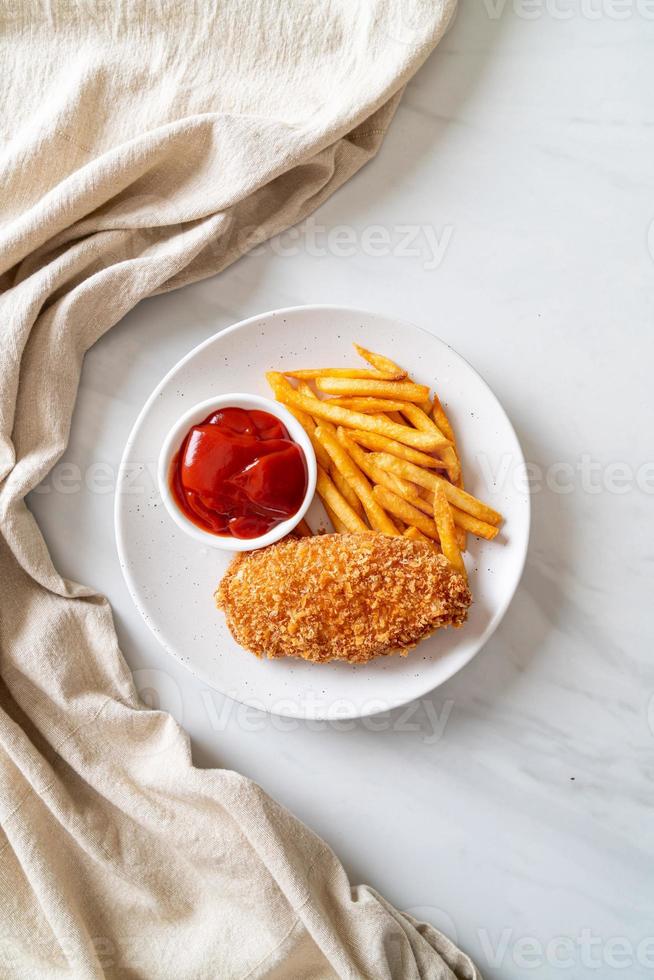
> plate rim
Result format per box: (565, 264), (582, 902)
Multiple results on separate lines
(115, 304), (531, 720)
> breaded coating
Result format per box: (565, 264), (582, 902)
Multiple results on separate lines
(215, 533), (471, 664)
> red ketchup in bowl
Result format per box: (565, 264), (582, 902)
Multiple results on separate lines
(170, 407), (308, 539)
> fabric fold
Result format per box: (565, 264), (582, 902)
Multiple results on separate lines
(0, 2), (482, 976)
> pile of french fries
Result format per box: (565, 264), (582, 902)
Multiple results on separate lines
(266, 344), (503, 580)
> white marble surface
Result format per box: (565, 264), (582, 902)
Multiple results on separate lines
(28, 4), (654, 978)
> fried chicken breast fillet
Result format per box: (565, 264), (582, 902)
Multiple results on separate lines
(215, 532), (471, 664)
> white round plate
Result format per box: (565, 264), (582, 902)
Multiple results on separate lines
(115, 306), (530, 720)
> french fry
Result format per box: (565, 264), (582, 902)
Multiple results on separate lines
(296, 382), (340, 444)
(295, 387), (366, 518)
(384, 481), (497, 541)
(452, 511), (498, 540)
(413, 492), (497, 540)
(399, 402), (458, 478)
(369, 452), (502, 526)
(347, 429), (444, 468)
(331, 465), (365, 517)
(431, 393), (456, 444)
(324, 503), (348, 534)
(266, 373), (332, 470)
(298, 389), (366, 518)
(372, 485), (440, 541)
(297, 381), (410, 472)
(266, 371), (294, 399)
(433, 483), (466, 579)
(293, 518), (313, 538)
(403, 525), (440, 552)
(316, 465), (368, 533)
(406, 381), (432, 415)
(323, 397), (410, 414)
(296, 379), (319, 400)
(299, 417), (332, 469)
(431, 446), (464, 486)
(354, 343), (407, 379)
(265, 375), (447, 452)
(399, 402), (442, 433)
(286, 367), (401, 381)
(316, 377), (431, 403)
(455, 456), (468, 551)
(315, 426), (399, 536)
(271, 344), (503, 556)
(266, 371), (315, 430)
(398, 364), (432, 413)
(336, 428), (416, 499)
(386, 484), (433, 514)
(429, 393), (464, 529)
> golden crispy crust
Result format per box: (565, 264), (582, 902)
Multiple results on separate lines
(215, 532), (471, 664)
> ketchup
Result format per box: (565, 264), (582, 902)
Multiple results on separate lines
(170, 407), (308, 539)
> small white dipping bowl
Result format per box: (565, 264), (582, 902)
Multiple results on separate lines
(158, 393), (317, 552)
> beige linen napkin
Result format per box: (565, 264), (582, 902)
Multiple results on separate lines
(0, 2), (481, 977)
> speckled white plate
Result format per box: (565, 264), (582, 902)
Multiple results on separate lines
(115, 306), (530, 720)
